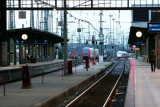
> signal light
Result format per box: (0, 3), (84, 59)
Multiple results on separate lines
(130, 45), (133, 51)
(92, 36), (95, 45)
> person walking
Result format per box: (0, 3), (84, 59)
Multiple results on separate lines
(149, 49), (156, 72)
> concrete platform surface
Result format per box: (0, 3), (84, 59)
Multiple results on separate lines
(0, 61), (110, 107)
(125, 59), (160, 107)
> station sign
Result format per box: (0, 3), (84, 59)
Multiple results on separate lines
(34, 40), (47, 44)
(135, 42), (144, 46)
(148, 23), (160, 32)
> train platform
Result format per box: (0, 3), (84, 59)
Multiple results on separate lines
(0, 61), (111, 107)
(125, 58), (160, 107)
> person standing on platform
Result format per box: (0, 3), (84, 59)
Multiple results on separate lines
(149, 49), (156, 72)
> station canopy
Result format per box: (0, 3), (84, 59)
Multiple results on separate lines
(128, 26), (148, 45)
(7, 27), (64, 44)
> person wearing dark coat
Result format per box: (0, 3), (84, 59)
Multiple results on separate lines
(149, 49), (156, 72)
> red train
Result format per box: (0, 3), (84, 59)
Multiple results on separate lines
(81, 47), (99, 59)
(69, 50), (78, 59)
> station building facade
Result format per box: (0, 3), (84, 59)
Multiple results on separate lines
(128, 7), (160, 68)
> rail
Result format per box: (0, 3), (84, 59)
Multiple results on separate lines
(66, 60), (122, 107)
(103, 63), (125, 107)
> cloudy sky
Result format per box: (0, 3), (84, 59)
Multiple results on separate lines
(11, 9), (131, 45)
(66, 10), (131, 44)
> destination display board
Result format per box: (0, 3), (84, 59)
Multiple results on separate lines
(133, 10), (148, 21)
(148, 23), (160, 32)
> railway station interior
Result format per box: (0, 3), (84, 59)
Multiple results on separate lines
(1, 0), (160, 107)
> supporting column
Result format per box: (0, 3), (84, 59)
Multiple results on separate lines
(156, 33), (160, 69)
(14, 38), (17, 65)
(49, 46), (53, 60)
(7, 38), (10, 65)
(45, 42), (49, 60)
(44, 44), (47, 59)
(53, 45), (54, 60)
(24, 42), (27, 63)
(32, 44), (35, 58)
(37, 45), (41, 59)
(46, 42), (49, 59)
(0, 0), (7, 66)
(63, 0), (67, 75)
(42, 45), (44, 59)
(28, 40), (30, 56)
(19, 40), (22, 64)
(35, 45), (38, 59)
(146, 38), (149, 62)
(38, 45), (41, 60)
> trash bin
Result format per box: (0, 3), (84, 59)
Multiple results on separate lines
(67, 60), (73, 74)
(21, 65), (32, 89)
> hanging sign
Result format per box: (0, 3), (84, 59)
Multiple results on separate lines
(148, 23), (160, 32)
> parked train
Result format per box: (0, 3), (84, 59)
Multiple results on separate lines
(69, 50), (78, 59)
(95, 49), (99, 58)
(116, 51), (129, 59)
(81, 47), (99, 59)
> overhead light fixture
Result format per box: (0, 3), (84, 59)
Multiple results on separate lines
(22, 34), (28, 40)
(136, 31), (142, 37)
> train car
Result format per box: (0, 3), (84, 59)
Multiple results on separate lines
(82, 47), (99, 59)
(89, 48), (94, 59)
(69, 50), (78, 59)
(95, 49), (99, 57)
(82, 47), (90, 58)
(117, 51), (129, 59)
(82, 47), (94, 59)
(95, 49), (99, 61)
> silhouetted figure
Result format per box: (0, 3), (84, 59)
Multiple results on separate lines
(149, 49), (156, 72)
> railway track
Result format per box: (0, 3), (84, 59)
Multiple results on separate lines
(66, 60), (128, 107)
